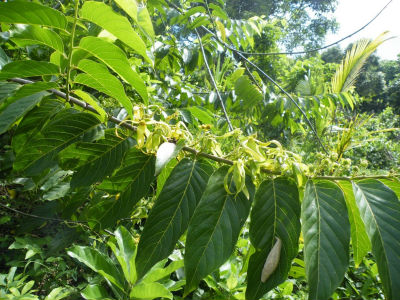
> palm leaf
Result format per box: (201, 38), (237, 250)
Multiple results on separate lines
(331, 32), (391, 93)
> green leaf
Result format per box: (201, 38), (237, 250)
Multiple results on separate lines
(338, 181), (370, 266)
(246, 178), (301, 300)
(79, 1), (150, 64)
(12, 99), (65, 154)
(129, 282), (172, 300)
(59, 129), (133, 188)
(14, 110), (102, 175)
(67, 245), (126, 292)
(76, 37), (148, 104)
(81, 284), (112, 300)
(0, 61), (60, 80)
(10, 25), (64, 53)
(89, 149), (155, 228)
(75, 59), (133, 117)
(142, 260), (184, 283)
(7, 81), (57, 102)
(110, 226), (137, 285)
(72, 90), (107, 122)
(114, 0), (138, 23)
(0, 47), (11, 69)
(0, 81), (20, 104)
(352, 179), (400, 299)
(184, 166), (255, 295)
(0, 1), (68, 31)
(301, 180), (350, 300)
(137, 6), (155, 41)
(0, 91), (47, 134)
(379, 178), (400, 200)
(186, 106), (214, 124)
(156, 158), (177, 197)
(235, 76), (263, 109)
(136, 159), (213, 278)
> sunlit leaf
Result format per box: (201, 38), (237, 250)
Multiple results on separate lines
(0, 61), (59, 80)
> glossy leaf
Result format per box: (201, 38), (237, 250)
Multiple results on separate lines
(136, 159), (213, 278)
(67, 245), (126, 292)
(246, 178), (301, 300)
(76, 37), (148, 103)
(184, 166), (254, 294)
(142, 260), (184, 284)
(75, 59), (133, 117)
(301, 180), (350, 300)
(72, 90), (107, 122)
(0, 48), (11, 69)
(14, 110), (102, 175)
(353, 179), (400, 299)
(0, 91), (48, 134)
(89, 149), (155, 228)
(379, 178), (400, 200)
(0, 1), (68, 31)
(114, 0), (138, 23)
(80, 284), (111, 300)
(58, 129), (134, 188)
(10, 25), (64, 53)
(8, 81), (57, 101)
(79, 1), (150, 63)
(129, 282), (172, 300)
(0, 61), (59, 80)
(338, 180), (370, 266)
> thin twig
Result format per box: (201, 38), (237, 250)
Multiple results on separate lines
(194, 28), (234, 131)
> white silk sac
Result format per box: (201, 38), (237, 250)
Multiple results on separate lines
(261, 238), (282, 282)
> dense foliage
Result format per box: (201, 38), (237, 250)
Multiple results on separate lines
(0, 0), (399, 299)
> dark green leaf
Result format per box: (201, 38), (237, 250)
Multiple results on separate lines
(136, 159), (213, 278)
(79, 1), (150, 64)
(353, 179), (400, 299)
(14, 110), (102, 175)
(184, 166), (254, 294)
(246, 178), (301, 300)
(75, 59), (133, 117)
(0, 61), (60, 80)
(301, 180), (350, 300)
(10, 25), (64, 53)
(0, 48), (11, 69)
(338, 181), (370, 266)
(76, 37), (148, 103)
(0, 91), (47, 134)
(8, 81), (57, 101)
(59, 129), (134, 188)
(88, 149), (155, 228)
(0, 1), (68, 31)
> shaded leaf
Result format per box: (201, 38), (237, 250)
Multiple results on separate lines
(136, 159), (213, 278)
(301, 180), (350, 300)
(235, 75), (263, 109)
(0, 91), (48, 134)
(184, 166), (254, 294)
(353, 179), (400, 299)
(0, 61), (60, 80)
(246, 178), (301, 300)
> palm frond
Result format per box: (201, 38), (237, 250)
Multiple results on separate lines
(331, 31), (391, 93)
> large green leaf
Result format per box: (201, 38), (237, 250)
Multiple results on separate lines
(0, 1), (68, 31)
(338, 180), (370, 266)
(7, 81), (58, 102)
(246, 178), (301, 300)
(0, 91), (48, 134)
(137, 6), (155, 41)
(59, 129), (134, 188)
(0, 48), (11, 69)
(88, 149), (155, 228)
(379, 178), (400, 200)
(352, 179), (400, 299)
(12, 99), (64, 154)
(108, 226), (137, 285)
(67, 246), (126, 293)
(74, 59), (133, 117)
(0, 81), (20, 104)
(301, 180), (350, 300)
(76, 37), (147, 103)
(234, 75), (263, 109)
(129, 282), (172, 300)
(14, 110), (102, 175)
(136, 159), (213, 278)
(114, 0), (138, 23)
(79, 1), (150, 64)
(0, 61), (60, 80)
(184, 166), (255, 294)
(10, 25), (64, 53)
(81, 284), (112, 300)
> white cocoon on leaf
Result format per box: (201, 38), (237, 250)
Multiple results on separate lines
(261, 237), (282, 282)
